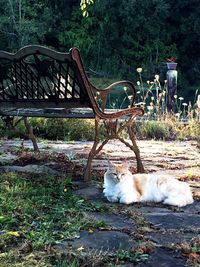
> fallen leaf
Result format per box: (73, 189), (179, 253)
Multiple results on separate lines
(88, 229), (93, 234)
(188, 252), (199, 261)
(6, 231), (20, 237)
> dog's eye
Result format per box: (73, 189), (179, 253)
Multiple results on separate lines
(112, 173), (117, 176)
(121, 173), (125, 177)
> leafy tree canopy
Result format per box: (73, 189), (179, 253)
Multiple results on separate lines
(0, 0), (199, 100)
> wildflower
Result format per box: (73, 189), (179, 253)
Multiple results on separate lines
(182, 103), (188, 106)
(136, 67), (142, 73)
(137, 81), (141, 86)
(128, 95), (133, 100)
(147, 80), (150, 84)
(197, 95), (200, 108)
(151, 96), (154, 100)
(179, 97), (184, 100)
(147, 106), (154, 111)
(123, 87), (127, 91)
(164, 80), (167, 83)
(154, 74), (159, 81)
(174, 95), (177, 99)
(137, 91), (140, 94)
(77, 246), (84, 251)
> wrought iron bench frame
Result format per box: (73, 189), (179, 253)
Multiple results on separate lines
(0, 45), (145, 180)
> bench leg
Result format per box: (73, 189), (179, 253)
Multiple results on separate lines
(84, 117), (145, 180)
(84, 140), (98, 181)
(84, 118), (109, 181)
(127, 125), (145, 173)
(118, 125), (144, 173)
(23, 117), (39, 152)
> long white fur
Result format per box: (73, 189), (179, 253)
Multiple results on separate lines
(103, 162), (194, 207)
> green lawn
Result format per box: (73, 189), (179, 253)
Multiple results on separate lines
(0, 172), (106, 266)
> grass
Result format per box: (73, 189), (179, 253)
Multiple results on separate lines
(116, 249), (148, 263)
(1, 115), (200, 143)
(0, 172), (108, 266)
(0, 172), (150, 266)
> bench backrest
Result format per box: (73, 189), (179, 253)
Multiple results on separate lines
(0, 46), (96, 110)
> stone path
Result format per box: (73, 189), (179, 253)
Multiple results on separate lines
(0, 139), (199, 266)
(71, 181), (200, 266)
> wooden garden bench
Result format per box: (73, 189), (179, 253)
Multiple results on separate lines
(0, 45), (145, 180)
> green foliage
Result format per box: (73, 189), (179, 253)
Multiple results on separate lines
(0, 118), (95, 141)
(0, 172), (107, 265)
(38, 118), (95, 141)
(169, 119), (200, 141)
(0, 114), (199, 142)
(0, 0), (199, 99)
(137, 121), (169, 140)
(0, 0), (56, 50)
(116, 249), (148, 263)
(135, 118), (200, 141)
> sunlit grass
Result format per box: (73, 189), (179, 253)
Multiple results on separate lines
(0, 172), (107, 266)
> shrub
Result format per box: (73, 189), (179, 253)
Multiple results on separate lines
(169, 119), (200, 141)
(0, 118), (26, 139)
(0, 117), (96, 141)
(136, 120), (169, 140)
(30, 118), (95, 141)
(0, 116), (199, 142)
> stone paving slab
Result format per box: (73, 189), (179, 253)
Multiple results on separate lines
(138, 248), (186, 267)
(144, 212), (200, 230)
(55, 230), (135, 253)
(0, 164), (59, 175)
(83, 211), (136, 231)
(147, 231), (198, 246)
(76, 186), (104, 201)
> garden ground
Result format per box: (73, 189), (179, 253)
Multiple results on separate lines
(0, 139), (199, 266)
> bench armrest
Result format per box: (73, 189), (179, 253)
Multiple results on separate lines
(89, 80), (143, 120)
(91, 80), (137, 112)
